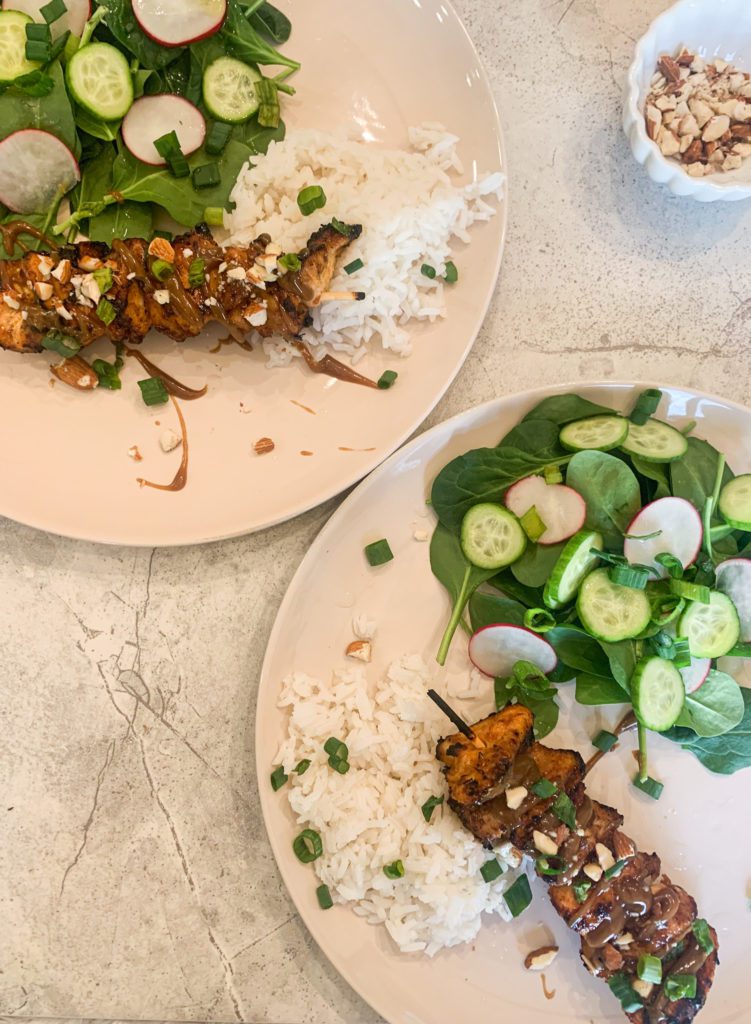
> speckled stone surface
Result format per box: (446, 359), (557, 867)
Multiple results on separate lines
(3, 2), (751, 1023)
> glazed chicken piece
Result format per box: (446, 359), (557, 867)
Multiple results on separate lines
(436, 705), (719, 1024)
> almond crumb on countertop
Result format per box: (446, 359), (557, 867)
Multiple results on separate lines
(413, 528), (429, 542)
(160, 428), (182, 453)
(524, 946), (559, 971)
(254, 437), (275, 455)
(128, 445), (143, 462)
(346, 639), (372, 662)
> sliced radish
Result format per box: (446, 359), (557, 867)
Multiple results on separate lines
(121, 95), (206, 166)
(469, 624), (557, 679)
(504, 475), (586, 546)
(715, 558), (751, 642)
(0, 129), (79, 213)
(680, 657), (711, 694)
(624, 497), (702, 579)
(132, 0), (226, 47)
(1, 0), (90, 38)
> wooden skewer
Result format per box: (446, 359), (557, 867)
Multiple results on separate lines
(427, 689), (485, 749)
(319, 290), (366, 302)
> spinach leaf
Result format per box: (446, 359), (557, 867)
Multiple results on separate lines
(431, 525), (497, 664)
(670, 437), (734, 513)
(88, 200), (153, 242)
(665, 687), (751, 774)
(221, 2), (299, 69)
(431, 446), (570, 534)
(575, 673), (630, 705)
(600, 640), (638, 690)
(469, 591), (527, 631)
(0, 61), (77, 150)
(674, 671), (745, 737)
(494, 662), (559, 739)
(566, 450), (641, 549)
(103, 0), (185, 69)
(511, 542), (565, 588)
(75, 105), (121, 142)
(145, 50), (191, 95)
(547, 625), (613, 678)
(489, 570), (543, 608)
(498, 419), (563, 460)
(232, 113), (285, 153)
(248, 1), (292, 43)
(629, 454), (670, 502)
(521, 394), (613, 426)
(525, 694), (559, 738)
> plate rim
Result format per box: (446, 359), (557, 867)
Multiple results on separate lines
(256, 377), (751, 1024)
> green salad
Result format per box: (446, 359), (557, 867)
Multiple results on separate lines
(429, 388), (751, 789)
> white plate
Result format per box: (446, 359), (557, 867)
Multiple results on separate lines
(0, 0), (506, 547)
(257, 382), (748, 1024)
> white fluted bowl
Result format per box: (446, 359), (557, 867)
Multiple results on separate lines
(624, 0), (751, 201)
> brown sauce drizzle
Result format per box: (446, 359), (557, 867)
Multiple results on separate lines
(137, 397), (189, 493)
(293, 340), (379, 389)
(584, 711), (638, 776)
(0, 220), (59, 257)
(540, 974), (556, 1001)
(125, 347), (207, 401)
(291, 399), (316, 415)
(339, 446), (377, 453)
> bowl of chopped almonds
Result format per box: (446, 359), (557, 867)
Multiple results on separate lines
(624, 0), (751, 201)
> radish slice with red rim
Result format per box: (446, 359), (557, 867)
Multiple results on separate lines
(1, 0), (90, 38)
(504, 475), (586, 546)
(0, 129), (79, 213)
(680, 657), (711, 694)
(624, 497), (703, 579)
(469, 624), (557, 678)
(132, 0), (226, 47)
(121, 95), (206, 166)
(715, 558), (751, 642)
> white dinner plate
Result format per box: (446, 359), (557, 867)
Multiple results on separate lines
(0, 0), (506, 546)
(257, 382), (748, 1024)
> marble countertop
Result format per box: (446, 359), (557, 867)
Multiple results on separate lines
(3, 2), (751, 1023)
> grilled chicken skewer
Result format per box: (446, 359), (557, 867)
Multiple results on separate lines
(436, 705), (719, 1024)
(0, 220), (360, 354)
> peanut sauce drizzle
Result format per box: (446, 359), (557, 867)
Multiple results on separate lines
(293, 340), (379, 389)
(137, 396), (188, 493)
(584, 711), (638, 776)
(124, 347), (207, 401)
(540, 974), (556, 1001)
(0, 220), (58, 257)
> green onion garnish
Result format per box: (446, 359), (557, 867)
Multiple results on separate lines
(604, 858), (629, 880)
(330, 217), (352, 237)
(608, 973), (643, 1013)
(655, 552), (684, 579)
(46, 28), (68, 62)
(96, 297), (117, 325)
(383, 859), (405, 880)
(536, 855), (565, 876)
(154, 229), (173, 242)
(204, 207), (225, 227)
(292, 828), (323, 863)
(421, 263), (436, 279)
(692, 918), (714, 953)
(630, 388), (662, 426)
(543, 464), (563, 485)
(150, 258), (174, 282)
(278, 252), (302, 273)
(188, 259), (206, 288)
(524, 607), (556, 633)
(323, 737), (348, 761)
(609, 564), (652, 590)
(637, 954), (662, 985)
(669, 579), (711, 604)
(421, 795), (444, 822)
(520, 505), (547, 543)
(503, 874), (532, 917)
(329, 757), (350, 774)
(137, 377), (169, 407)
(25, 39), (51, 60)
(664, 974), (697, 1001)
(26, 22), (51, 41)
(365, 539), (393, 567)
(42, 330), (80, 358)
(671, 637), (691, 669)
(167, 151), (190, 179)
(444, 260), (458, 284)
(316, 883), (333, 909)
(573, 879), (592, 903)
(256, 77), (280, 128)
(192, 162), (221, 190)
(154, 130), (181, 159)
(531, 778), (557, 799)
(297, 185), (326, 216)
(344, 258), (364, 275)
(633, 773), (664, 800)
(295, 759), (311, 775)
(480, 858), (504, 882)
(205, 121), (233, 156)
(41, 0), (67, 23)
(270, 765), (288, 791)
(92, 357), (123, 391)
(377, 370), (398, 390)
(551, 791), (576, 829)
(92, 266), (113, 293)
(593, 729), (618, 753)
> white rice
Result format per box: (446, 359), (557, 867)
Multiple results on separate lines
(275, 654), (523, 956)
(226, 125), (505, 366)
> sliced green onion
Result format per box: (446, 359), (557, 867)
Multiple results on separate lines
(330, 217), (352, 237)
(270, 765), (288, 791)
(188, 259), (206, 288)
(593, 729), (618, 753)
(624, 530), (663, 541)
(609, 564), (652, 590)
(46, 28), (68, 62)
(633, 773), (664, 800)
(670, 578), (711, 604)
(25, 39), (51, 60)
(205, 121), (233, 156)
(648, 589), (685, 627)
(608, 973), (643, 1013)
(93, 266), (113, 293)
(630, 388), (662, 426)
(421, 795), (444, 822)
(551, 791), (576, 829)
(604, 858), (629, 880)
(421, 263), (436, 279)
(204, 207), (225, 227)
(42, 330), (80, 358)
(295, 759), (311, 775)
(573, 879), (592, 903)
(520, 505), (547, 543)
(344, 258), (364, 275)
(167, 151), (190, 178)
(648, 631), (690, 667)
(692, 918), (715, 954)
(531, 778), (557, 799)
(12, 68), (54, 95)
(681, 419), (697, 436)
(137, 377), (169, 407)
(154, 229), (173, 242)
(637, 954), (662, 984)
(41, 0), (67, 23)
(256, 77), (280, 128)
(192, 162), (221, 190)
(503, 874), (532, 917)
(524, 607), (556, 633)
(365, 539), (393, 566)
(544, 464), (563, 485)
(154, 130), (181, 159)
(278, 252), (302, 273)
(26, 22), (51, 41)
(536, 855), (566, 876)
(656, 552), (684, 579)
(444, 260), (458, 284)
(150, 258), (174, 282)
(383, 859), (405, 880)
(671, 637), (691, 669)
(92, 357), (123, 391)
(664, 974), (697, 1001)
(297, 185), (326, 216)
(592, 549), (629, 567)
(377, 370), (398, 390)
(292, 828), (323, 863)
(96, 297), (117, 325)
(323, 737), (348, 760)
(316, 883), (333, 909)
(479, 858), (504, 882)
(329, 757), (350, 774)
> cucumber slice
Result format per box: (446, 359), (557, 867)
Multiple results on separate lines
(0, 10), (37, 83)
(203, 56), (261, 123)
(559, 416), (629, 453)
(577, 568), (651, 642)
(543, 529), (603, 608)
(719, 475), (751, 530)
(66, 42), (134, 121)
(460, 503), (526, 571)
(632, 656), (685, 732)
(678, 591), (740, 658)
(620, 419), (688, 463)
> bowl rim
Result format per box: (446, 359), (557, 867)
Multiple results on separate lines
(625, 0), (751, 199)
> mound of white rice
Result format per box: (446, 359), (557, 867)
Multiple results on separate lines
(275, 654), (523, 956)
(226, 125), (504, 366)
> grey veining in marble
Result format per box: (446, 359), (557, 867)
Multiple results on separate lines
(3, 2), (751, 1023)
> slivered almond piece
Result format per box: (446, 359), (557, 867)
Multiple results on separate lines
(346, 640), (372, 663)
(583, 862), (603, 882)
(658, 54), (682, 83)
(51, 356), (98, 391)
(51, 259), (72, 284)
(596, 843), (616, 871)
(148, 236), (175, 262)
(524, 946), (559, 971)
(702, 114), (731, 142)
(533, 831), (559, 857)
(505, 786), (528, 810)
(34, 281), (54, 301)
(254, 437), (275, 455)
